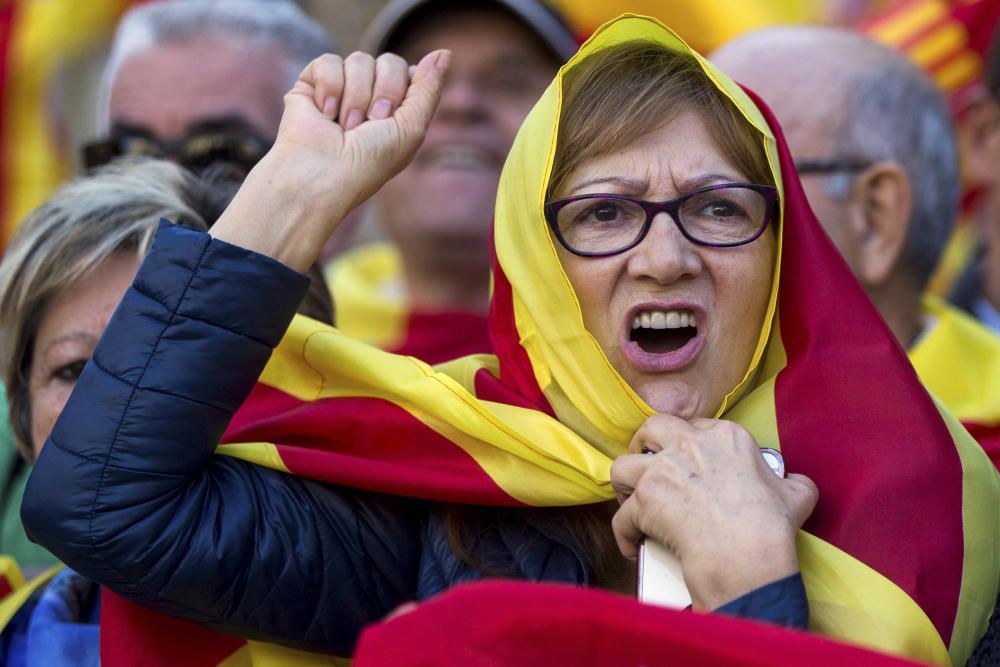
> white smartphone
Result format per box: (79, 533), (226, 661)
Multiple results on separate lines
(636, 447), (785, 609)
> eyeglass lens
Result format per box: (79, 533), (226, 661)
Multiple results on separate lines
(554, 186), (769, 254)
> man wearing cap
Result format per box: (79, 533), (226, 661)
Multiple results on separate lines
(327, 0), (574, 364)
(712, 27), (1000, 469)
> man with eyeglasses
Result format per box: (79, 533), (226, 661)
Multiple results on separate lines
(712, 27), (1000, 471)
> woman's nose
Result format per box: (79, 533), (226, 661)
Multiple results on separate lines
(625, 212), (702, 284)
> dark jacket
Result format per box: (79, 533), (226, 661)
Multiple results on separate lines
(21, 222), (807, 656)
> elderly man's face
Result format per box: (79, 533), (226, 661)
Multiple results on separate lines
(711, 52), (864, 274)
(107, 38), (289, 143)
(375, 8), (558, 247)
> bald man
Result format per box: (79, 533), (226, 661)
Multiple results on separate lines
(712, 28), (1000, 468)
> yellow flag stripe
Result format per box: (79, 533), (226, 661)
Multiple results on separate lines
(938, 401), (1000, 666)
(0, 564), (62, 631)
(910, 296), (1000, 426)
(907, 22), (967, 68)
(868, 0), (947, 45)
(798, 532), (951, 665)
(933, 52), (981, 93)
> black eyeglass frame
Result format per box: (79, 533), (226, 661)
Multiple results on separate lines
(81, 132), (272, 172)
(544, 183), (780, 258)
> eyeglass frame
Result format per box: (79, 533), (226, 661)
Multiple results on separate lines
(544, 182), (780, 258)
(794, 159), (872, 176)
(81, 131), (272, 172)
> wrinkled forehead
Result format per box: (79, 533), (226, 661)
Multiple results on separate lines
(546, 35), (780, 196)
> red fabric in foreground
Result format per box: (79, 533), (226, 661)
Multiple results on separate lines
(389, 310), (492, 365)
(224, 384), (526, 506)
(353, 581), (932, 667)
(751, 88), (966, 645)
(101, 590), (244, 667)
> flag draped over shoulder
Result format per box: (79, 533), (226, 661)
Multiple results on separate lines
(102, 15), (1000, 667)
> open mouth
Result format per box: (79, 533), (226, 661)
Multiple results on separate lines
(629, 309), (698, 354)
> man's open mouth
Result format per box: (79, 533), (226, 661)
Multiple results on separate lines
(629, 309), (698, 354)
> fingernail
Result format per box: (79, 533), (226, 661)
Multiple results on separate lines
(323, 97), (338, 119)
(369, 98), (392, 120)
(434, 50), (452, 72)
(345, 109), (363, 130)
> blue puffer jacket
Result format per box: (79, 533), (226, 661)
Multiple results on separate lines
(21, 222), (808, 655)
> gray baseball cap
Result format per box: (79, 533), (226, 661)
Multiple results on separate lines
(360, 0), (578, 63)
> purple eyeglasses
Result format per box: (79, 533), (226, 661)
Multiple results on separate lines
(544, 183), (779, 257)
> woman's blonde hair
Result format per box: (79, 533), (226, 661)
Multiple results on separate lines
(0, 158), (216, 459)
(548, 41), (773, 199)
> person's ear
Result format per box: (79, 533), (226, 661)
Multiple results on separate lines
(958, 96), (1000, 190)
(846, 161), (912, 288)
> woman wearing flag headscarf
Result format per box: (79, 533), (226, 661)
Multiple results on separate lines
(21, 15), (998, 667)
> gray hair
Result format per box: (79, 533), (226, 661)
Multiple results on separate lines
(98, 0), (333, 132)
(0, 158), (215, 459)
(824, 41), (959, 290)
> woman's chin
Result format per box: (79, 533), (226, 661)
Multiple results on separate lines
(636, 384), (704, 419)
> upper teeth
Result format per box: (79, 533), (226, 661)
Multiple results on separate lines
(631, 310), (696, 330)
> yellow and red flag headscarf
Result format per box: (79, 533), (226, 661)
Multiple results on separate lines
(101, 14), (999, 667)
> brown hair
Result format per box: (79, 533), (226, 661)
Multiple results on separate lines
(448, 42), (773, 588)
(547, 40), (773, 200)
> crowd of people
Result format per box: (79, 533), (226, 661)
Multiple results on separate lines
(0, 0), (997, 666)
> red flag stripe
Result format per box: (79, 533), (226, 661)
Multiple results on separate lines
(224, 384), (526, 506)
(963, 421), (1000, 469)
(354, 581), (932, 667)
(487, 246), (556, 417)
(752, 87), (965, 644)
(101, 590), (245, 667)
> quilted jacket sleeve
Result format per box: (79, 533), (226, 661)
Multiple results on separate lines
(21, 222), (424, 654)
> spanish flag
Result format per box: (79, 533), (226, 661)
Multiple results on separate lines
(100, 15), (998, 667)
(0, 0), (133, 256)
